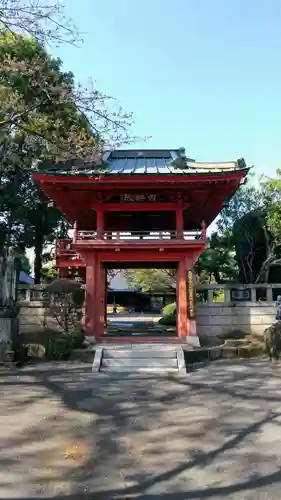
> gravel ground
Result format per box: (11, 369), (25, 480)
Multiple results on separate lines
(1, 359), (281, 499)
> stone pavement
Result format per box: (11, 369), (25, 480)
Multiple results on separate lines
(1, 359), (281, 499)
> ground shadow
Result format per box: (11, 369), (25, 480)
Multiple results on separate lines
(1, 359), (281, 498)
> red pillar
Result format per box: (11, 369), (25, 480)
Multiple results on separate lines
(176, 208), (184, 238)
(95, 259), (105, 340)
(84, 255), (96, 339)
(186, 268), (197, 337)
(176, 258), (188, 338)
(96, 205), (104, 238)
(104, 268), (108, 329)
(59, 268), (68, 279)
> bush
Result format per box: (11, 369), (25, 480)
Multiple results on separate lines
(44, 337), (72, 360)
(12, 336), (28, 365)
(44, 278), (84, 336)
(71, 323), (85, 349)
(107, 305), (128, 314)
(158, 314), (176, 326)
(161, 302), (176, 316)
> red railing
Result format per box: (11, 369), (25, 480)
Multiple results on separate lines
(76, 228), (206, 242)
(57, 222), (207, 263)
(56, 239), (81, 261)
(72, 219), (206, 244)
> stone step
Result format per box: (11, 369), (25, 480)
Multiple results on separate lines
(101, 358), (178, 369)
(93, 345), (186, 375)
(102, 349), (177, 359)
(100, 366), (179, 374)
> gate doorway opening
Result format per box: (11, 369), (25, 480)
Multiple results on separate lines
(106, 267), (177, 340)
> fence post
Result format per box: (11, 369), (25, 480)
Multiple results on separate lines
(266, 286), (273, 302)
(207, 289), (213, 303)
(251, 286), (257, 303)
(25, 287), (31, 301)
(224, 288), (231, 302)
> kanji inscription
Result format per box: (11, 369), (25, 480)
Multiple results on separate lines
(121, 193), (157, 202)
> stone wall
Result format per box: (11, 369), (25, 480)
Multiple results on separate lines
(196, 284), (277, 340)
(19, 300), (60, 335)
(196, 302), (275, 339)
(18, 284), (279, 339)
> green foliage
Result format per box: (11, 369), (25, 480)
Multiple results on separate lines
(125, 269), (175, 292)
(44, 323), (85, 359)
(233, 210), (270, 283)
(44, 278), (84, 336)
(16, 252), (31, 275)
(0, 0), (79, 45)
(0, 30), (132, 283)
(41, 264), (58, 283)
(44, 337), (72, 361)
(158, 314), (176, 326)
(262, 170), (281, 242)
(206, 178), (268, 284)
(70, 323), (85, 349)
(217, 175), (263, 233)
(0, 32), (85, 279)
(196, 231), (239, 284)
(161, 302), (176, 316)
(228, 172), (281, 283)
(12, 335), (28, 365)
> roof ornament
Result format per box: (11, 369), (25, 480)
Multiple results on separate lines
(237, 158), (246, 169)
(170, 148), (189, 170)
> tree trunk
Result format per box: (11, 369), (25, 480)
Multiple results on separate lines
(255, 230), (275, 283)
(214, 270), (221, 284)
(34, 227), (43, 284)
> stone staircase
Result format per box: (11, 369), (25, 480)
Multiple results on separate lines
(92, 345), (186, 375)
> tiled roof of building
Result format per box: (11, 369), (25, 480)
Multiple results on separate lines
(45, 148), (248, 176)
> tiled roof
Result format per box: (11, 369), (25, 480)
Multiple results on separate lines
(44, 149), (248, 176)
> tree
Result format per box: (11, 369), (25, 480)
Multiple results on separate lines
(232, 210), (268, 283)
(125, 269), (176, 292)
(0, 0), (79, 45)
(212, 177), (266, 284)
(0, 32), (133, 281)
(253, 170), (281, 282)
(217, 174), (263, 233)
(227, 171), (281, 283)
(196, 232), (238, 284)
(0, 32), (133, 160)
(44, 278), (84, 336)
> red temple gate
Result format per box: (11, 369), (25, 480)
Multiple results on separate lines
(34, 148), (249, 345)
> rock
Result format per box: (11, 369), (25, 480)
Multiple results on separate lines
(192, 361), (209, 369)
(238, 344), (265, 358)
(224, 339), (250, 347)
(199, 334), (221, 347)
(249, 331), (264, 341)
(184, 348), (209, 364)
(3, 350), (14, 362)
(208, 346), (222, 360)
(218, 329), (247, 340)
(264, 322), (281, 360)
(26, 343), (45, 360)
(221, 346), (238, 358)
(69, 348), (94, 363)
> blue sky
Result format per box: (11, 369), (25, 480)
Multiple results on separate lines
(27, 1), (279, 273)
(52, 0), (281, 176)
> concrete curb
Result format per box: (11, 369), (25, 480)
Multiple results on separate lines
(176, 348), (187, 375)
(92, 347), (103, 372)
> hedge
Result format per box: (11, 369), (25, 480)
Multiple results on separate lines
(161, 302), (176, 316)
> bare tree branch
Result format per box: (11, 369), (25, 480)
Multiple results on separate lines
(0, 0), (80, 45)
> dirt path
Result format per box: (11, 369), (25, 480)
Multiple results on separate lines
(1, 359), (281, 499)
